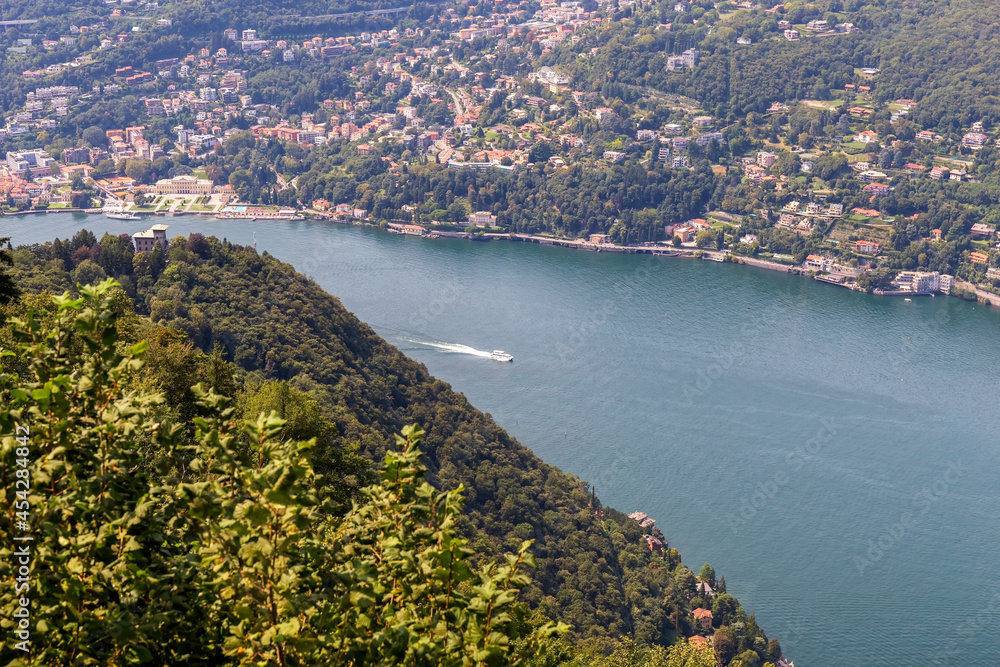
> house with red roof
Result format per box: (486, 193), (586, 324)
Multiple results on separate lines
(855, 240), (881, 255)
(692, 607), (714, 629)
(863, 183), (890, 196)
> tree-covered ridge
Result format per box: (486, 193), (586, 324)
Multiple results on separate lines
(4, 235), (784, 665)
(296, 157), (721, 242)
(0, 280), (564, 664)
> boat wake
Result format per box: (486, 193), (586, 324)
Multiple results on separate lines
(395, 336), (493, 359)
(419, 341), (493, 358)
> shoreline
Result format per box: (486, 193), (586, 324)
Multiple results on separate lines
(1, 208), (217, 217)
(9, 209), (998, 309)
(372, 223), (1000, 309)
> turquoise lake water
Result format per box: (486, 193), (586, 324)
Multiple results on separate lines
(4, 213), (1000, 666)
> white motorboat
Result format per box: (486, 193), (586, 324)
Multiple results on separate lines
(103, 205), (140, 220)
(490, 350), (513, 362)
(105, 210), (141, 220)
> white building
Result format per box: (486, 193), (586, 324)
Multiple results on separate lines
(133, 224), (169, 253)
(805, 254), (834, 272)
(468, 211), (497, 226)
(6, 149), (55, 175)
(893, 271), (942, 294)
(666, 48), (699, 71)
(756, 151), (777, 168)
(155, 175), (213, 195)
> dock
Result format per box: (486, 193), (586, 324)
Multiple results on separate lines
(815, 275), (856, 289)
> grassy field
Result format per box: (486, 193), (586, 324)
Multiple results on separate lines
(186, 204), (217, 212)
(803, 100), (841, 111)
(846, 152), (876, 163)
(135, 197), (162, 210)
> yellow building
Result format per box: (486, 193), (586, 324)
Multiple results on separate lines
(155, 175), (213, 195)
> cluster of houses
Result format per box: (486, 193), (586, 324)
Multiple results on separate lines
(0, 148), (93, 207)
(779, 18), (856, 41)
(665, 217), (713, 243)
(0, 0), (735, 181)
(626, 511), (668, 555)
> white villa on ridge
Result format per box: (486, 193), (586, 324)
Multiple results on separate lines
(133, 224), (169, 253)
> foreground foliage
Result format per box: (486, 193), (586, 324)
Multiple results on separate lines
(0, 280), (563, 665)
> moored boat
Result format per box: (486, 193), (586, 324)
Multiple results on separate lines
(103, 204), (140, 220)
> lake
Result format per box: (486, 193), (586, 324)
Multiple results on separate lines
(4, 212), (999, 666)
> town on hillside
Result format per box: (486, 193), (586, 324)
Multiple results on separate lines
(1, 0), (999, 304)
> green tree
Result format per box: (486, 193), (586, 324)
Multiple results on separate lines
(731, 649), (761, 667)
(698, 563), (716, 587)
(83, 125), (108, 147)
(713, 626), (737, 664)
(695, 230), (716, 248)
(0, 237), (21, 305)
(0, 281), (565, 665)
(95, 159), (117, 178)
(599, 635), (668, 666)
(766, 638), (782, 661)
(0, 281), (187, 664)
(711, 593), (741, 627)
(125, 160), (153, 184)
(74, 259), (108, 286)
(664, 639), (717, 667)
(528, 142), (552, 163)
(238, 380), (374, 512)
(71, 190), (94, 209)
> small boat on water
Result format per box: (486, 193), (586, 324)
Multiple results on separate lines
(490, 350), (514, 363)
(105, 211), (140, 220)
(103, 205), (140, 220)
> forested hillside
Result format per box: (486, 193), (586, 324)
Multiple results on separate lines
(543, 0), (1000, 123)
(3, 232), (783, 666)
